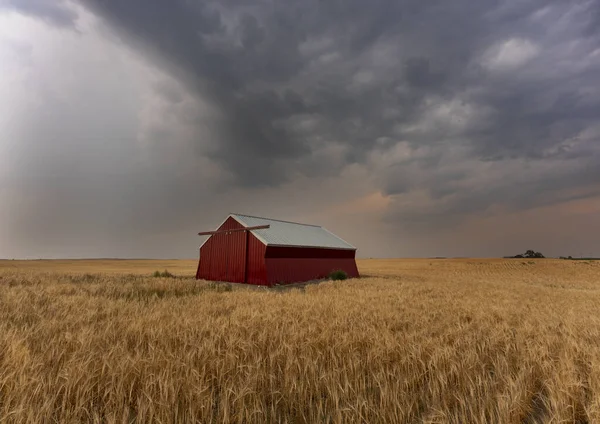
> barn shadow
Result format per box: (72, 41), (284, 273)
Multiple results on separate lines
(204, 277), (356, 292)
(269, 278), (330, 292)
(200, 273), (364, 293)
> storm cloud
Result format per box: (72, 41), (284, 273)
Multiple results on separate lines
(1, 0), (599, 258)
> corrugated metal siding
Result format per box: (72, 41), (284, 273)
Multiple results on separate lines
(197, 217), (247, 283)
(197, 241), (210, 280)
(245, 233), (267, 285)
(231, 214), (356, 249)
(266, 257), (360, 285)
(197, 217), (270, 284)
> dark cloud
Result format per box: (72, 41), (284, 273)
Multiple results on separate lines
(0, 0), (78, 27)
(77, 0), (598, 176)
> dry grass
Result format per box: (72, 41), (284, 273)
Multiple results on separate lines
(0, 259), (198, 276)
(1, 258), (600, 423)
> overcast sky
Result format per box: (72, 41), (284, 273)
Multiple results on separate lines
(1, 0), (599, 259)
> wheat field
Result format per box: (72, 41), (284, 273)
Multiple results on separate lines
(1, 258), (600, 423)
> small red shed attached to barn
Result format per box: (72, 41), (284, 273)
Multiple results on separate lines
(196, 214), (359, 285)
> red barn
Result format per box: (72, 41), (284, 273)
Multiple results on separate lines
(196, 214), (359, 285)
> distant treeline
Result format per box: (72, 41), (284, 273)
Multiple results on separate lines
(505, 250), (545, 259)
(558, 256), (600, 261)
(502, 251), (600, 260)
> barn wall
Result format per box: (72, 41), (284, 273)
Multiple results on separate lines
(265, 246), (359, 284)
(197, 217), (246, 283)
(196, 217), (268, 284)
(245, 234), (267, 285)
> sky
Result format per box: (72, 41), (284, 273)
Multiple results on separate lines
(1, 0), (599, 259)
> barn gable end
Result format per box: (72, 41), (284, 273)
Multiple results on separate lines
(196, 216), (266, 284)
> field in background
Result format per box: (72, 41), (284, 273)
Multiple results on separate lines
(0, 259), (199, 276)
(1, 259), (600, 423)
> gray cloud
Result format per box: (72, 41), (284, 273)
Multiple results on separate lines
(1, 0), (599, 258)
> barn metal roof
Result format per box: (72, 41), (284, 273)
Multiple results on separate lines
(230, 214), (356, 250)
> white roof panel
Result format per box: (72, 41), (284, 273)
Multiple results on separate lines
(230, 214), (356, 250)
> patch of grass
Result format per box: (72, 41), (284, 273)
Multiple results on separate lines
(67, 273), (103, 284)
(329, 269), (348, 281)
(207, 282), (233, 292)
(152, 270), (175, 278)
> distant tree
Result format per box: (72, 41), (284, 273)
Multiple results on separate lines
(523, 250), (545, 258)
(511, 250), (545, 259)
